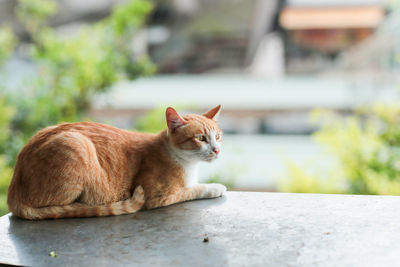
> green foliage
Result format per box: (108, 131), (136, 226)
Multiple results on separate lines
(0, 0), (155, 215)
(0, 157), (13, 215)
(4, 0), (155, 163)
(108, 0), (153, 36)
(0, 98), (16, 215)
(135, 107), (168, 133)
(15, 0), (57, 34)
(135, 105), (189, 133)
(279, 160), (344, 194)
(205, 171), (236, 189)
(279, 104), (400, 195)
(205, 162), (244, 189)
(0, 98), (16, 148)
(0, 26), (16, 64)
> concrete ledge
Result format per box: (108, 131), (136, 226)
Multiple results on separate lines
(1, 192), (400, 266)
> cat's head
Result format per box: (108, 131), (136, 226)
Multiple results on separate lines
(166, 105), (222, 162)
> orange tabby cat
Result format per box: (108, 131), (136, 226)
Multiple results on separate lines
(7, 105), (226, 220)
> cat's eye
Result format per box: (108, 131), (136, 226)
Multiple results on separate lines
(196, 135), (207, 142)
(216, 133), (221, 140)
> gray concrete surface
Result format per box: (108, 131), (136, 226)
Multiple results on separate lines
(0, 192), (400, 267)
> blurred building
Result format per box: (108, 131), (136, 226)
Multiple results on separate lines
(338, 9), (400, 74)
(2, 0), (399, 135)
(279, 0), (386, 73)
(147, 0), (282, 75)
(1, 0), (392, 76)
(146, 0), (391, 75)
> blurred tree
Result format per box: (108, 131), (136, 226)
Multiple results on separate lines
(0, 157), (13, 215)
(135, 106), (195, 133)
(15, 0), (57, 35)
(0, 98), (16, 215)
(279, 104), (400, 195)
(0, 0), (155, 215)
(4, 0), (155, 163)
(135, 107), (169, 133)
(0, 26), (16, 64)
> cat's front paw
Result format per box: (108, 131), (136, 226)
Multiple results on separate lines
(202, 183), (227, 198)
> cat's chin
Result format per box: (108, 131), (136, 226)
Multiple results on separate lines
(203, 156), (217, 162)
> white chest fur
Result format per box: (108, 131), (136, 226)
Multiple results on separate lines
(182, 162), (199, 188)
(169, 146), (200, 188)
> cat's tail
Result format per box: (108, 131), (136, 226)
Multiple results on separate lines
(11, 186), (145, 220)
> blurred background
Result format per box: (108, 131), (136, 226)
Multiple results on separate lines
(1, 0), (400, 215)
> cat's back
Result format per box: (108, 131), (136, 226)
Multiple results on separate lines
(14, 121), (155, 174)
(43, 121), (133, 142)
(23, 121), (151, 151)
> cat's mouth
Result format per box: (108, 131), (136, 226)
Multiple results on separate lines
(204, 154), (218, 162)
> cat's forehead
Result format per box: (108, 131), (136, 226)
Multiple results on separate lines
(182, 114), (221, 135)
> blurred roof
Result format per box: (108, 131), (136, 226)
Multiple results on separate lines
(286, 0), (386, 7)
(280, 6), (385, 29)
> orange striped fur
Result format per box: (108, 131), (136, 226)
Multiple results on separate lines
(7, 106), (226, 220)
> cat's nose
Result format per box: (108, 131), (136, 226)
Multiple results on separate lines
(213, 148), (220, 154)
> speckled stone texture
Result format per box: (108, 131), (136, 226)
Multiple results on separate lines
(0, 192), (400, 266)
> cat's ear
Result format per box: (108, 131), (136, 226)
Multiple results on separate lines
(202, 105), (221, 121)
(166, 107), (187, 131)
